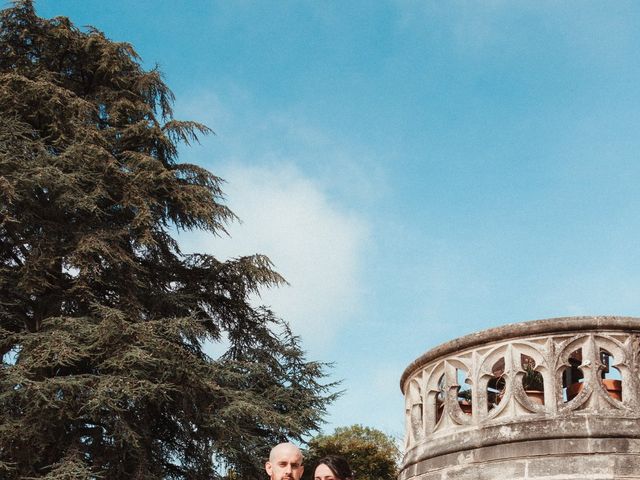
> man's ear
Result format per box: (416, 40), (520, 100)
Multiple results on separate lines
(265, 461), (273, 477)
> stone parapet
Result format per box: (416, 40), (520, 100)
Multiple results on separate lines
(400, 316), (640, 480)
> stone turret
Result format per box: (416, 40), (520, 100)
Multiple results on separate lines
(399, 316), (640, 480)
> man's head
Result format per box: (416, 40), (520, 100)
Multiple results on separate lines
(265, 442), (304, 480)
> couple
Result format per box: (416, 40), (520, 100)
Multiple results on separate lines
(265, 442), (353, 480)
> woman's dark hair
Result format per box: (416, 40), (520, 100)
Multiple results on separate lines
(315, 455), (354, 480)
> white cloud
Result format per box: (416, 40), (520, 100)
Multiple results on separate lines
(172, 87), (376, 354)
(178, 162), (369, 354)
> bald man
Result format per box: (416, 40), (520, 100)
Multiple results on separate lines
(265, 442), (304, 480)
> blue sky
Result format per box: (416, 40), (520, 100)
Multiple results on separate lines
(36, 0), (640, 443)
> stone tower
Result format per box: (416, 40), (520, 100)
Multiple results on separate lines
(399, 316), (640, 480)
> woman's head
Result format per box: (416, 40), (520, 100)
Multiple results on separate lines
(313, 455), (353, 480)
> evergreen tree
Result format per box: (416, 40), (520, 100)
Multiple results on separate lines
(303, 425), (400, 480)
(0, 2), (336, 478)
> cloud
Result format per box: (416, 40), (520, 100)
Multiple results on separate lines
(178, 161), (369, 354)
(171, 87), (376, 354)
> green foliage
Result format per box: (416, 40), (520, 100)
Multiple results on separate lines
(522, 363), (544, 391)
(457, 388), (472, 401)
(302, 425), (400, 480)
(0, 2), (337, 478)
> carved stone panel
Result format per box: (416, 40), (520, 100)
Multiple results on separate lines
(400, 317), (640, 480)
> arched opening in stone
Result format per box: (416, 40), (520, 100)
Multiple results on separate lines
(521, 354), (544, 405)
(599, 348), (622, 401)
(487, 358), (505, 412)
(563, 348), (583, 401)
(457, 368), (472, 414)
(435, 374), (445, 423)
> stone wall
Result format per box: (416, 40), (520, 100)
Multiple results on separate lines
(399, 317), (640, 480)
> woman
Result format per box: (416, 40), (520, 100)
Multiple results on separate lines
(314, 455), (354, 480)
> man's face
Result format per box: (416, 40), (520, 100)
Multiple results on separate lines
(265, 444), (304, 480)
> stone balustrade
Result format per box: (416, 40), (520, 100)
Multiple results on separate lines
(399, 316), (640, 480)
